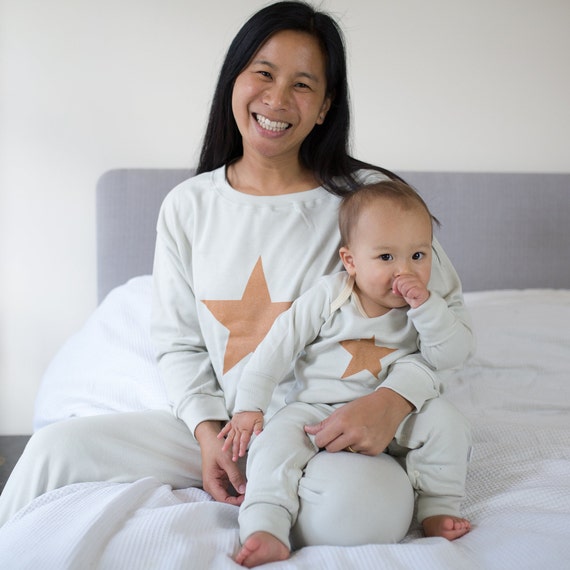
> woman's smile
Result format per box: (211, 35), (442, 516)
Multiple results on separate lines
(254, 113), (291, 133)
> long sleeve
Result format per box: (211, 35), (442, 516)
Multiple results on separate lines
(234, 280), (332, 413)
(380, 353), (440, 411)
(408, 292), (473, 371)
(151, 191), (228, 435)
(412, 238), (475, 370)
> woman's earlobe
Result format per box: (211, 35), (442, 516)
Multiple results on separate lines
(317, 96), (332, 124)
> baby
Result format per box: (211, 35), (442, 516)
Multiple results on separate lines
(220, 180), (472, 567)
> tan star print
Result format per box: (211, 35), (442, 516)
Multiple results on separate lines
(202, 257), (292, 373)
(339, 337), (397, 379)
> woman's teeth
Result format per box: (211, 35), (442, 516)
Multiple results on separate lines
(255, 114), (290, 132)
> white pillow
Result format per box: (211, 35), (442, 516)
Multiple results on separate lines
(33, 276), (171, 431)
(465, 288), (570, 369)
(447, 288), (570, 418)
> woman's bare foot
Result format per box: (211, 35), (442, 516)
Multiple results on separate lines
(422, 515), (471, 540)
(235, 531), (290, 567)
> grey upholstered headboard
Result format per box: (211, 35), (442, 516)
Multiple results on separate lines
(96, 168), (194, 303)
(96, 169), (570, 303)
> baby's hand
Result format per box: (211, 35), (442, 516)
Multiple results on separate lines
(218, 411), (264, 462)
(392, 274), (430, 309)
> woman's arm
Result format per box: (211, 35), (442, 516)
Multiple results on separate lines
(305, 387), (413, 455)
(305, 356), (437, 454)
(151, 191), (243, 501)
(151, 191), (229, 433)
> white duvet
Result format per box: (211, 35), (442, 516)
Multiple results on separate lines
(1, 277), (569, 569)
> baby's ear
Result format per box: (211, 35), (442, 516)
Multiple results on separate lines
(339, 247), (356, 275)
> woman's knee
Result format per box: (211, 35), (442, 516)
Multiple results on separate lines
(291, 451), (414, 548)
(26, 419), (85, 460)
(27, 415), (116, 467)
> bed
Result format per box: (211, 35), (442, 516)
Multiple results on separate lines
(1, 170), (569, 569)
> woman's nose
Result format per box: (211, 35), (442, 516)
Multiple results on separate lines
(263, 84), (288, 110)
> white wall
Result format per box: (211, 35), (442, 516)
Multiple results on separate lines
(1, 0), (569, 435)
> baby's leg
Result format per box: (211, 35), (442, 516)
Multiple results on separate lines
(422, 515), (471, 540)
(391, 397), (472, 540)
(236, 532), (289, 567)
(238, 402), (326, 562)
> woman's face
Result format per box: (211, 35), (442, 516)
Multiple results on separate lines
(231, 29), (331, 164)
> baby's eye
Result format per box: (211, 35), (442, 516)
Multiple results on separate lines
(412, 252), (425, 260)
(380, 254), (393, 261)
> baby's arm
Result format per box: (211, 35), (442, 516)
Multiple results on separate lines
(409, 238), (474, 370)
(218, 411), (264, 462)
(408, 292), (474, 370)
(392, 274), (430, 308)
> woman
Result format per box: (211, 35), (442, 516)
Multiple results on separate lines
(0, 2), (472, 552)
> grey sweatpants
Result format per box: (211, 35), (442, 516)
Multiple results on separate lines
(241, 397), (471, 549)
(0, 409), (420, 547)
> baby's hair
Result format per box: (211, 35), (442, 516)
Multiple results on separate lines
(338, 180), (440, 247)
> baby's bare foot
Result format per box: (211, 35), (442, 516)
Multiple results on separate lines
(422, 515), (471, 540)
(235, 531), (290, 567)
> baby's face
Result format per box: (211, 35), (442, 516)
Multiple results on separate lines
(342, 198), (433, 317)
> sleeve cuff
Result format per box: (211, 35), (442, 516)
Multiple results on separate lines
(177, 395), (230, 436)
(380, 358), (440, 411)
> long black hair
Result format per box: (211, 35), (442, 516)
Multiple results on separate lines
(197, 1), (399, 196)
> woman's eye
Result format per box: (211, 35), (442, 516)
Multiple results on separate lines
(380, 254), (393, 261)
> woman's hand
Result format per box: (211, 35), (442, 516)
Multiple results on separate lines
(195, 420), (246, 506)
(304, 388), (413, 455)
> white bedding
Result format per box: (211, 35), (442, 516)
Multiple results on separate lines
(2, 277), (569, 569)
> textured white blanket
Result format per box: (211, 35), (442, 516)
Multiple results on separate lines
(1, 281), (569, 569)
